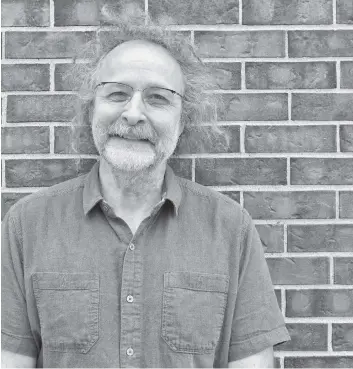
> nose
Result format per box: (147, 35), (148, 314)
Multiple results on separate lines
(121, 92), (146, 126)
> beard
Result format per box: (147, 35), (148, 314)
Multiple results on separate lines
(94, 121), (178, 173)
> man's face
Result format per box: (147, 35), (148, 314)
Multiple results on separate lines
(91, 40), (185, 173)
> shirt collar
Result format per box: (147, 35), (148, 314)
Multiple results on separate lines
(83, 161), (182, 216)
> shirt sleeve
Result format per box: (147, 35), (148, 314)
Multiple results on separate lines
(228, 210), (290, 362)
(1, 210), (38, 358)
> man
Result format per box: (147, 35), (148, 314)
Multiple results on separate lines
(2, 12), (290, 368)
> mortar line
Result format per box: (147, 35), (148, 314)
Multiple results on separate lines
(191, 158), (195, 182)
(333, 0), (337, 25)
(5, 24), (353, 32)
(284, 31), (289, 58)
(329, 256), (335, 284)
(2, 95), (7, 125)
(336, 190), (340, 219)
(49, 63), (55, 91)
(336, 61), (341, 89)
(337, 124), (341, 152)
(2, 32), (6, 59)
(287, 157), (291, 185)
(202, 57), (353, 62)
(238, 0), (242, 24)
(1, 59), (91, 64)
(328, 323), (333, 351)
(241, 62), (246, 90)
(280, 357), (284, 369)
(239, 123), (245, 153)
(190, 30), (195, 46)
(281, 288), (286, 316)
(240, 191), (244, 207)
(267, 252), (353, 258)
(49, 126), (55, 154)
(273, 351), (353, 357)
(144, 0), (148, 24)
(2, 160), (6, 188)
(49, 0), (55, 27)
(174, 152), (353, 158)
(283, 224), (288, 253)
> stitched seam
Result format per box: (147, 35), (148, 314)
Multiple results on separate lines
(2, 329), (34, 340)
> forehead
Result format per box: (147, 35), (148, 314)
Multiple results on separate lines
(96, 40), (184, 91)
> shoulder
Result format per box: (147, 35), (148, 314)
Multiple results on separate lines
(5, 173), (87, 222)
(176, 176), (250, 224)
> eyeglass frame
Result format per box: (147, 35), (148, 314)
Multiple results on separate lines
(94, 81), (184, 101)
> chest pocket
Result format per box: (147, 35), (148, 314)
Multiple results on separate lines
(161, 271), (229, 354)
(32, 272), (99, 353)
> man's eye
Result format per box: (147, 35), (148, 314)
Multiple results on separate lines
(107, 92), (130, 102)
(146, 94), (170, 105)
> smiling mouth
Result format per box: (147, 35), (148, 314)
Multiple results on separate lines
(110, 134), (151, 142)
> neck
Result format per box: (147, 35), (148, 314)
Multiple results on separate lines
(98, 157), (166, 215)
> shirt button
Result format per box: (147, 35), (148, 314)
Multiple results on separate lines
(127, 347), (134, 356)
(127, 295), (134, 303)
(129, 243), (135, 250)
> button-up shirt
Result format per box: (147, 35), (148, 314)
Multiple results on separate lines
(2, 161), (290, 368)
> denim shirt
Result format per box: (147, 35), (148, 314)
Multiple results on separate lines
(2, 161), (290, 368)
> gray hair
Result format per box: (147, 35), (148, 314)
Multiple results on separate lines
(69, 4), (230, 155)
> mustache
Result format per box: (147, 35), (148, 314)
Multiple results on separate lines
(108, 123), (157, 143)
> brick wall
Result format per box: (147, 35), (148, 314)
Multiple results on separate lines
(1, 0), (353, 367)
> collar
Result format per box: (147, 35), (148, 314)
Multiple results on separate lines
(83, 161), (182, 216)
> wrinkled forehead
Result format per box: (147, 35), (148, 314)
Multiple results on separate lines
(95, 40), (185, 91)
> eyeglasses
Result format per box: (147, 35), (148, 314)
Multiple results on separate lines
(95, 82), (183, 109)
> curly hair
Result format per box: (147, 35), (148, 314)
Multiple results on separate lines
(69, 3), (230, 155)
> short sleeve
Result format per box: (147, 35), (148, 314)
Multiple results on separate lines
(1, 210), (38, 358)
(229, 210), (290, 362)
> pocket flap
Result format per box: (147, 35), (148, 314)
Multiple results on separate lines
(33, 272), (99, 290)
(164, 272), (229, 293)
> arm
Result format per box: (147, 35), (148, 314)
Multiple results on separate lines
(228, 346), (274, 368)
(1, 350), (36, 368)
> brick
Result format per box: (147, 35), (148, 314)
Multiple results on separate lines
(291, 158), (353, 185)
(243, 0), (332, 25)
(54, 0), (99, 26)
(288, 31), (353, 57)
(5, 159), (96, 187)
(244, 192), (335, 219)
(340, 125), (353, 152)
(195, 158), (286, 186)
(276, 324), (327, 351)
(219, 191), (240, 203)
(245, 126), (336, 153)
(256, 225), (284, 253)
(7, 95), (78, 123)
(55, 63), (87, 91)
(175, 126), (240, 154)
(275, 289), (281, 307)
(54, 126), (97, 154)
(1, 64), (50, 91)
(1, 0), (50, 26)
(274, 357), (280, 368)
(246, 62), (336, 89)
(149, 0), (238, 24)
(220, 94), (288, 121)
(5, 32), (94, 59)
(2, 127), (50, 154)
(267, 257), (329, 285)
(167, 159), (192, 180)
(292, 93), (353, 121)
(285, 356), (353, 368)
(333, 324), (353, 350)
(288, 225), (353, 252)
(194, 31), (285, 58)
(206, 62), (241, 90)
(1, 193), (32, 220)
(340, 62), (353, 88)
(286, 289), (353, 317)
(334, 258), (353, 285)
(340, 192), (353, 218)
(337, 0), (353, 24)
